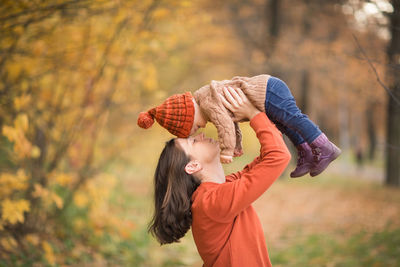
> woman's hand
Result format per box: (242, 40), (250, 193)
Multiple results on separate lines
(219, 86), (260, 122)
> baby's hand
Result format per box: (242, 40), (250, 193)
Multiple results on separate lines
(220, 154), (233, 164)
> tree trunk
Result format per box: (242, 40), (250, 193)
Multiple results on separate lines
(265, 0), (280, 55)
(300, 70), (310, 114)
(268, 0), (280, 38)
(366, 101), (377, 161)
(385, 0), (400, 186)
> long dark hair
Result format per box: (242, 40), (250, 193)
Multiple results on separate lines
(148, 139), (201, 245)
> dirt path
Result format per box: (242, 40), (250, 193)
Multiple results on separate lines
(254, 170), (400, 247)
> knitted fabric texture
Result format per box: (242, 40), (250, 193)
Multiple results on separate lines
(193, 74), (270, 157)
(137, 92), (194, 138)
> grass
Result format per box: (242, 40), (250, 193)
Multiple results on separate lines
(270, 227), (400, 267)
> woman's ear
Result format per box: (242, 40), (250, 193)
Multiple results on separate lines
(185, 160), (203, 175)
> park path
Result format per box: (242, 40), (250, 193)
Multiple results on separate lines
(254, 173), (400, 247)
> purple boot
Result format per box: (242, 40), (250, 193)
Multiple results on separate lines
(290, 142), (314, 178)
(309, 133), (341, 177)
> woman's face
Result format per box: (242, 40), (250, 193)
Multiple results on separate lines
(176, 133), (220, 164)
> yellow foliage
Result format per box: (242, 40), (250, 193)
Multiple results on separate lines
(33, 40), (46, 56)
(7, 61), (21, 80)
(180, 0), (192, 7)
(72, 174), (117, 236)
(31, 146), (41, 158)
(50, 172), (75, 187)
(142, 64), (158, 91)
(20, 80), (28, 91)
(153, 8), (170, 20)
(2, 125), (17, 141)
(33, 184), (63, 209)
(0, 169), (28, 197)
(1, 199), (30, 225)
(38, 85), (54, 108)
(13, 26), (24, 35)
(25, 234), (40, 246)
(51, 193), (64, 209)
(2, 116), (35, 159)
(32, 183), (49, 198)
(14, 94), (32, 111)
(87, 174), (117, 204)
(0, 237), (17, 251)
(42, 241), (56, 265)
(50, 128), (62, 141)
(73, 192), (89, 208)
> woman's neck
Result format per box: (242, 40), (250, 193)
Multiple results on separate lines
(198, 162), (226, 184)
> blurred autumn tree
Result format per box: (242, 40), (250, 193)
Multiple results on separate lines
(0, 0), (251, 264)
(340, 0), (400, 186)
(0, 0), (215, 265)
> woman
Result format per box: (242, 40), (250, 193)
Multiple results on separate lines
(149, 87), (291, 266)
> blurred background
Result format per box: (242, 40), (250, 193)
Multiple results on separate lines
(0, 0), (399, 266)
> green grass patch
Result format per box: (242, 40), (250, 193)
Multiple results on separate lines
(270, 227), (400, 267)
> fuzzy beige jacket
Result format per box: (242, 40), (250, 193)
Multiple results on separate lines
(193, 74), (271, 158)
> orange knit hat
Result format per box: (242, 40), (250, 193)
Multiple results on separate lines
(137, 92), (195, 138)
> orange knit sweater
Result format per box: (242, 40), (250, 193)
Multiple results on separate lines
(191, 112), (291, 267)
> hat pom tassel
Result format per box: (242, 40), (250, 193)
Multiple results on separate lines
(137, 111), (154, 129)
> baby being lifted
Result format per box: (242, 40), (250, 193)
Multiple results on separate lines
(137, 74), (341, 178)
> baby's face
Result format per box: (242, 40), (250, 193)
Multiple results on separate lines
(190, 99), (207, 135)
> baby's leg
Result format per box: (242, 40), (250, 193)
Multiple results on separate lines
(273, 121), (314, 178)
(265, 77), (341, 177)
(273, 121), (305, 146)
(264, 77), (321, 144)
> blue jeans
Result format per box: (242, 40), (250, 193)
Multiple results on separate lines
(265, 77), (322, 146)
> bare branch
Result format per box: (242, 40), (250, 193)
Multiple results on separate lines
(352, 33), (400, 106)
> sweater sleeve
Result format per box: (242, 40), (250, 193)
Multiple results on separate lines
(202, 112), (291, 223)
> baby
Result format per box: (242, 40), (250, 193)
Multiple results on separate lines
(137, 74), (341, 178)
